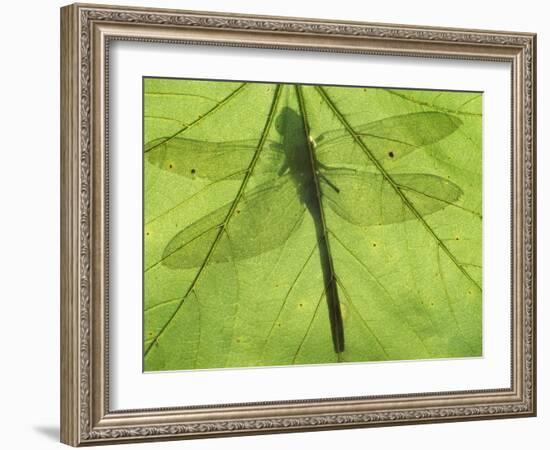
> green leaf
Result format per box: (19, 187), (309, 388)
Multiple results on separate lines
(143, 78), (482, 371)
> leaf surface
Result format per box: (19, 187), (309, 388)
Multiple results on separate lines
(143, 79), (482, 370)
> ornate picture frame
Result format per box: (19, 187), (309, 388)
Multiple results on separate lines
(60, 3), (536, 446)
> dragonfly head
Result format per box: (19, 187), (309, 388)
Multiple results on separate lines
(275, 107), (303, 139)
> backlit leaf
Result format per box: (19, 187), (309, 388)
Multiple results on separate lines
(143, 79), (482, 371)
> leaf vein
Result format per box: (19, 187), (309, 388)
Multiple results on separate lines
(144, 85), (283, 358)
(316, 86), (481, 294)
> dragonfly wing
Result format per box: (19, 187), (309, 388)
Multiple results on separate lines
(323, 170), (463, 226)
(161, 174), (306, 269)
(145, 137), (284, 180)
(314, 112), (462, 167)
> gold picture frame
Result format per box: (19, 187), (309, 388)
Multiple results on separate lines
(60, 3), (536, 446)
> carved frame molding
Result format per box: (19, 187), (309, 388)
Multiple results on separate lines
(61, 3), (536, 446)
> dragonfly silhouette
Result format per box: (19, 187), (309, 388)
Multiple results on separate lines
(144, 84), (464, 356)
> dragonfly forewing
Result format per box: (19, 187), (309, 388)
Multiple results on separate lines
(145, 136), (285, 181)
(314, 111), (463, 169)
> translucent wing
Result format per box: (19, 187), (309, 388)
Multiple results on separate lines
(314, 112), (463, 167)
(161, 174), (306, 269)
(145, 137), (284, 180)
(322, 170), (463, 226)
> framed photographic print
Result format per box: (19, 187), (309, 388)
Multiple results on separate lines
(60, 2), (537, 446)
